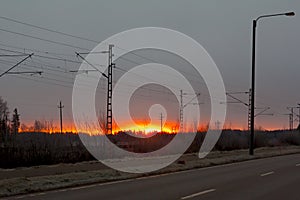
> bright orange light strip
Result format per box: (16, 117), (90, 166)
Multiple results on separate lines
(18, 121), (284, 134)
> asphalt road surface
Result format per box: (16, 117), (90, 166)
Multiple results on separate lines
(4, 153), (300, 200)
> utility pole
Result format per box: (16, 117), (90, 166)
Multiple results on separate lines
(224, 90), (272, 131)
(282, 113), (293, 130)
(287, 106), (300, 130)
(106, 44), (114, 134)
(160, 113), (163, 133)
(179, 90), (201, 133)
(179, 90), (184, 133)
(75, 44), (114, 134)
(287, 107), (294, 130)
(289, 113), (293, 131)
(248, 89), (252, 131)
(58, 101), (64, 134)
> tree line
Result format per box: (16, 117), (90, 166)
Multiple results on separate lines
(0, 97), (20, 137)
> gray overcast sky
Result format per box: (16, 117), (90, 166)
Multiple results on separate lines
(0, 0), (299, 130)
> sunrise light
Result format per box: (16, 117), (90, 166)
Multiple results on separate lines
(120, 125), (175, 134)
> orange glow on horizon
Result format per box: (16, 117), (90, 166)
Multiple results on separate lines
(18, 120), (290, 135)
(119, 120), (178, 134)
(120, 125), (174, 134)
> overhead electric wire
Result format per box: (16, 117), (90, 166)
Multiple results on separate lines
(0, 47), (82, 64)
(0, 28), (89, 50)
(0, 60), (74, 85)
(0, 56), (75, 83)
(0, 45), (274, 114)
(0, 15), (228, 93)
(0, 16), (242, 96)
(0, 16), (99, 43)
(0, 53), (33, 77)
(0, 57), (74, 80)
(0, 42), (76, 57)
(3, 71), (72, 88)
(0, 54), (27, 57)
(75, 52), (108, 78)
(0, 16), (287, 119)
(0, 15), (286, 104)
(0, 55), (110, 90)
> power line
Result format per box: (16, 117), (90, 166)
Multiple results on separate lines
(0, 42), (76, 57)
(6, 71), (42, 75)
(0, 16), (99, 43)
(0, 15), (235, 95)
(0, 56), (184, 99)
(254, 107), (273, 117)
(2, 71), (73, 88)
(0, 46), (280, 124)
(0, 54), (27, 57)
(75, 52), (108, 78)
(0, 23), (261, 104)
(0, 58), (74, 82)
(0, 47), (82, 64)
(0, 53), (33, 78)
(0, 57), (77, 87)
(224, 90), (273, 130)
(0, 16), (295, 129)
(75, 45), (114, 134)
(0, 55), (74, 78)
(0, 28), (89, 50)
(0, 15), (183, 72)
(223, 91), (251, 130)
(0, 16), (292, 110)
(117, 60), (266, 113)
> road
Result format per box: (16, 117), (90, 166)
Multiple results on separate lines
(4, 153), (300, 200)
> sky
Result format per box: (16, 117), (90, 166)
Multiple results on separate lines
(0, 0), (299, 131)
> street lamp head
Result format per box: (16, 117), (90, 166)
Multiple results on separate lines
(285, 12), (295, 16)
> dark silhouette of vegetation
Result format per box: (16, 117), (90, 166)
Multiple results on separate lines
(0, 129), (299, 168)
(0, 132), (94, 168)
(11, 108), (20, 134)
(0, 96), (299, 168)
(108, 131), (175, 153)
(0, 97), (9, 138)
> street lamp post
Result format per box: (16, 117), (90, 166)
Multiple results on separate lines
(250, 12), (295, 155)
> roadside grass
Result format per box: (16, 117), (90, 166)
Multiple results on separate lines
(1, 145), (299, 198)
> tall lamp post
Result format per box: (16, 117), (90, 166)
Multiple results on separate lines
(250, 12), (295, 155)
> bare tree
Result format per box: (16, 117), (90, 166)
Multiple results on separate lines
(33, 120), (44, 132)
(0, 96), (9, 140)
(98, 109), (106, 133)
(0, 97), (8, 120)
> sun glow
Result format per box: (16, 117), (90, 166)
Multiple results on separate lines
(122, 125), (174, 134)
(18, 120), (285, 135)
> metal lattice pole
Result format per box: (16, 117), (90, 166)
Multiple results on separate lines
(106, 45), (114, 134)
(179, 90), (183, 133)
